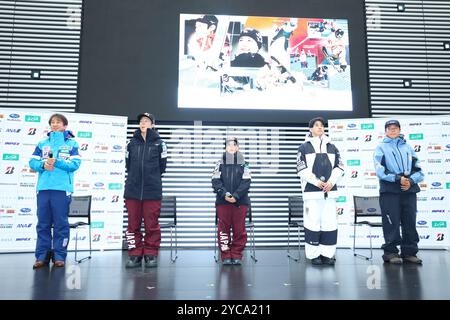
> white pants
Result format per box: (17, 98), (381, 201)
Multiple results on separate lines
(303, 197), (338, 259)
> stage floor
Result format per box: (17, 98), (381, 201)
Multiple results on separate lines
(1, 248), (449, 300)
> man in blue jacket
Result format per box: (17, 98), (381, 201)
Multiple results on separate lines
(29, 113), (81, 269)
(374, 119), (424, 264)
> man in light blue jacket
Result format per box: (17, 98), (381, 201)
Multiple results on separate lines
(374, 119), (424, 264)
(29, 113), (81, 269)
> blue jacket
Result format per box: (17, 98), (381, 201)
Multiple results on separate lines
(374, 135), (424, 193)
(29, 131), (81, 192)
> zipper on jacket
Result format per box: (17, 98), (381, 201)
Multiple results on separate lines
(392, 152), (402, 173)
(139, 145), (145, 200)
(396, 140), (405, 173)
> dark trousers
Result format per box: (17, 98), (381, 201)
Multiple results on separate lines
(35, 190), (71, 262)
(125, 199), (161, 257)
(217, 204), (248, 260)
(379, 193), (419, 257)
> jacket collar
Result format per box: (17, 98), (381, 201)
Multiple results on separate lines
(133, 128), (160, 143)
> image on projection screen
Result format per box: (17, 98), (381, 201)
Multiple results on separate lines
(178, 14), (352, 111)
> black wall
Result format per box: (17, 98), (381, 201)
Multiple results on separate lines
(77, 0), (369, 124)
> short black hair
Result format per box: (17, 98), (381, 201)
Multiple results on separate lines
(308, 117), (326, 128)
(48, 113), (68, 126)
(197, 15), (218, 28)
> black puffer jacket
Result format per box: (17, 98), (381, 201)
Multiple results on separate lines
(124, 128), (167, 200)
(212, 152), (251, 206)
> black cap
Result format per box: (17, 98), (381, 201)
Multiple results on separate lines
(239, 28), (263, 49)
(225, 136), (239, 147)
(137, 113), (155, 124)
(385, 119), (400, 129)
(308, 117), (326, 128)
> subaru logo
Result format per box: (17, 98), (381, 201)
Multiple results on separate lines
(446, 144), (450, 149)
(20, 208), (31, 213)
(432, 182), (441, 187)
(94, 182), (104, 187)
(417, 220), (427, 225)
(9, 113), (20, 119)
(367, 208), (377, 213)
(347, 123), (356, 128)
(113, 145), (122, 150)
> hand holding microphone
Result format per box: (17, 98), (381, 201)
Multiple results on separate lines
(44, 151), (55, 171)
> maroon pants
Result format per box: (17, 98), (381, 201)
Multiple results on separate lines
(125, 199), (161, 256)
(217, 204), (248, 260)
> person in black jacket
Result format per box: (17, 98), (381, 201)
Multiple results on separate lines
(212, 137), (251, 265)
(124, 113), (167, 268)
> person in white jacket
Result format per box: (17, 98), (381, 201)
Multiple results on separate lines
(296, 117), (345, 265)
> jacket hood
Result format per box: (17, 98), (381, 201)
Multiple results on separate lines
(133, 128), (161, 142)
(305, 133), (330, 144)
(382, 134), (406, 144)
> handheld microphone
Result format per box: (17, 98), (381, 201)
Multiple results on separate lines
(320, 176), (328, 198)
(48, 151), (53, 158)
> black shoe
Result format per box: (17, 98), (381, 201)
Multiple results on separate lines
(144, 255), (158, 268)
(311, 257), (323, 265)
(125, 256), (142, 268)
(232, 259), (242, 265)
(222, 258), (233, 265)
(402, 255), (422, 264)
(383, 253), (402, 264)
(321, 255), (335, 265)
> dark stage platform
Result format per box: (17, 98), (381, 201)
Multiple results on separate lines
(1, 248), (449, 300)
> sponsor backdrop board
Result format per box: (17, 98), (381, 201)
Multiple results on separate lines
(0, 109), (127, 252)
(329, 116), (450, 249)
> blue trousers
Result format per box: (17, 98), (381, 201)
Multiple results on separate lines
(35, 190), (71, 261)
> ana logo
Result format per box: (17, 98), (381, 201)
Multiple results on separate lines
(112, 145), (122, 151)
(436, 233), (445, 241)
(431, 196), (445, 201)
(72, 236), (86, 241)
(414, 145), (421, 152)
(361, 123), (374, 130)
(80, 143), (88, 151)
(337, 208), (344, 215)
(432, 221), (447, 228)
(92, 196), (106, 201)
(2, 154), (19, 161)
(409, 133), (424, 140)
(16, 223), (32, 228)
(351, 171), (358, 178)
(420, 235), (430, 240)
(364, 135), (372, 142)
(417, 220), (427, 226)
(6, 128), (21, 133)
(110, 159), (124, 164)
(28, 128), (36, 135)
(347, 137), (358, 141)
(20, 208), (31, 213)
(347, 123), (357, 129)
(25, 115), (41, 122)
(5, 167), (15, 174)
(8, 113), (20, 119)
(111, 195), (119, 203)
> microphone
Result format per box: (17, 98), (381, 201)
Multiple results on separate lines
(320, 176), (328, 198)
(48, 151), (53, 159)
